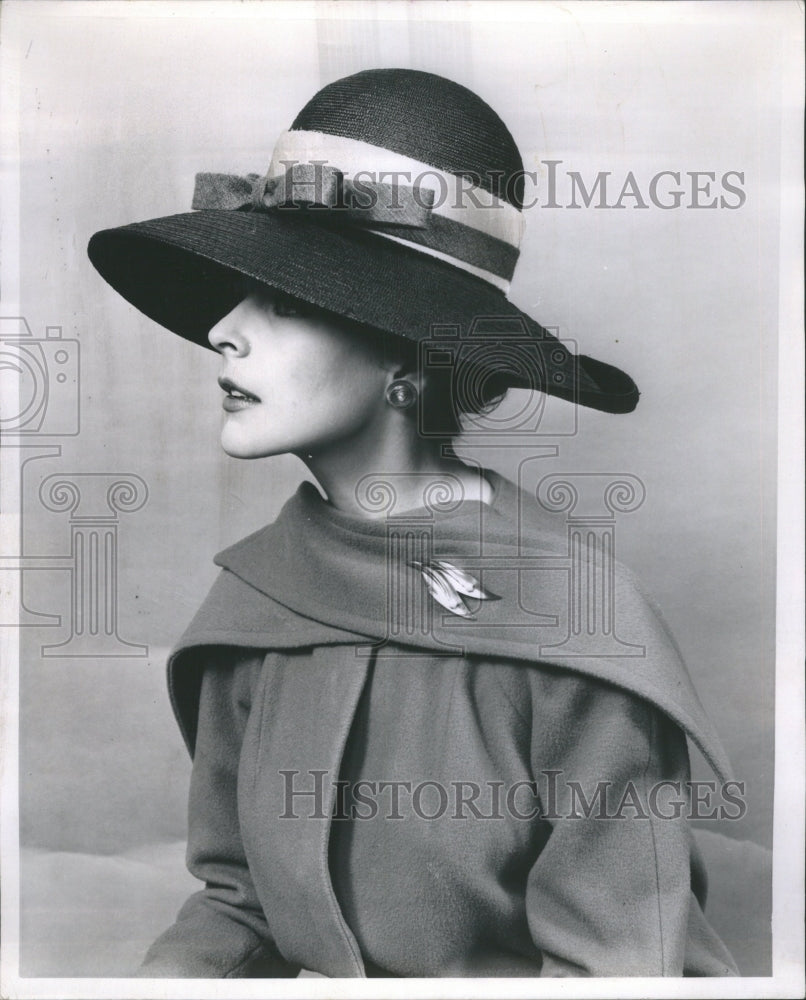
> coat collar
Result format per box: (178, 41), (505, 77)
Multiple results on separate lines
(169, 471), (733, 783)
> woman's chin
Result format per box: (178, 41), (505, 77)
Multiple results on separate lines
(219, 434), (285, 460)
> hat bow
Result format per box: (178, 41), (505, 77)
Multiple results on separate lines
(193, 163), (435, 230)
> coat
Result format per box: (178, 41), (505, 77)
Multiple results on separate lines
(137, 470), (739, 978)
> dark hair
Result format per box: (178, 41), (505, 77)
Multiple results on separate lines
(268, 289), (508, 443)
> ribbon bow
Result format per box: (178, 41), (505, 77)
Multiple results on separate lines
(193, 164), (435, 230)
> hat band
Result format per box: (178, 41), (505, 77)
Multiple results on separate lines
(191, 129), (525, 293)
(272, 129), (523, 292)
(271, 131), (524, 246)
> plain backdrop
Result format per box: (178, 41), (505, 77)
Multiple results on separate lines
(4, 0), (788, 975)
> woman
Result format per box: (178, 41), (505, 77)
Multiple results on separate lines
(87, 68), (737, 978)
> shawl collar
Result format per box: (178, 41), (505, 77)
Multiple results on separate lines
(168, 471), (732, 783)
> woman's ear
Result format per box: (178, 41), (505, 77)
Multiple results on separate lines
(376, 334), (428, 394)
(389, 364), (427, 395)
(391, 363), (416, 380)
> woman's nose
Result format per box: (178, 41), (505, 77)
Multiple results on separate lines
(207, 300), (251, 355)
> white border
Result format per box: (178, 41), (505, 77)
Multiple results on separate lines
(770, 0), (806, 989)
(0, 0), (24, 991)
(1, 2), (803, 999)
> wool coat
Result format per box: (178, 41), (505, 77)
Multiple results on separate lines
(138, 470), (739, 978)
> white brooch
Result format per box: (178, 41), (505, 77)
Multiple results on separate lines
(410, 559), (499, 619)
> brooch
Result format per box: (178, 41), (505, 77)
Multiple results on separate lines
(410, 559), (499, 619)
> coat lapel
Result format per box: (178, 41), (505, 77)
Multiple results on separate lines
(238, 645), (372, 977)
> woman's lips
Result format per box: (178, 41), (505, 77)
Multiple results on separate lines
(222, 395), (259, 412)
(219, 376), (261, 412)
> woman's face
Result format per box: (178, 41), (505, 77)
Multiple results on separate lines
(207, 286), (394, 460)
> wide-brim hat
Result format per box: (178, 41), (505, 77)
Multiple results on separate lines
(87, 69), (639, 414)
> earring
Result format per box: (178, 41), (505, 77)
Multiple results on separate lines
(385, 379), (418, 409)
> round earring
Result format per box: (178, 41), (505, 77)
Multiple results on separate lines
(385, 379), (418, 409)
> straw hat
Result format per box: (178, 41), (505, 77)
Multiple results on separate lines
(87, 68), (638, 414)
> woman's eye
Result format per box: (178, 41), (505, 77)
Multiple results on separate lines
(274, 293), (308, 318)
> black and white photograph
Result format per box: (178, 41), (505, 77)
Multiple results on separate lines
(0, 1), (803, 997)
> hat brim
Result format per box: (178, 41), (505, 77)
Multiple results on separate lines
(87, 209), (639, 414)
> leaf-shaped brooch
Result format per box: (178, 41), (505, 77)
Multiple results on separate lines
(410, 559), (500, 619)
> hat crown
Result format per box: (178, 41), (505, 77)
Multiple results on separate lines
(290, 69), (525, 210)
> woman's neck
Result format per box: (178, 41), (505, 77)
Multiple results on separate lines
(297, 424), (491, 519)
